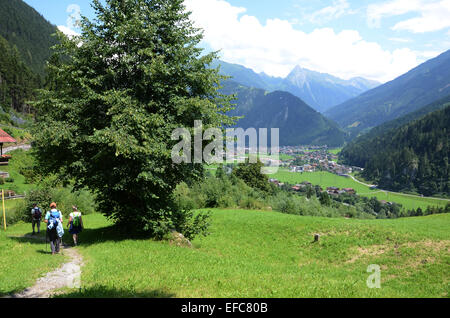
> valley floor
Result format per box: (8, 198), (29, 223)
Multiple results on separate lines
(272, 170), (449, 211)
(1, 209), (449, 298)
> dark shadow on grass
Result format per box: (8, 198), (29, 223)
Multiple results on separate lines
(9, 224), (156, 247)
(36, 250), (54, 255)
(0, 289), (23, 298)
(54, 285), (175, 298)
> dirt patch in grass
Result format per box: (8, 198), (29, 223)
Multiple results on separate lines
(346, 240), (450, 266)
(346, 245), (387, 263)
(403, 240), (450, 253)
(309, 230), (353, 238)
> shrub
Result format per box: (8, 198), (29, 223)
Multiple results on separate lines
(19, 167), (37, 184)
(22, 186), (97, 222)
(1, 199), (28, 225)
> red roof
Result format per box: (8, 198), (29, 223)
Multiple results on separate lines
(0, 129), (16, 143)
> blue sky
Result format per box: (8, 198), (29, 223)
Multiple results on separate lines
(24, 0), (450, 83)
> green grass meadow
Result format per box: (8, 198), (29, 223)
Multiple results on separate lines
(328, 148), (342, 155)
(0, 222), (67, 296)
(2, 210), (448, 298)
(272, 170), (449, 210)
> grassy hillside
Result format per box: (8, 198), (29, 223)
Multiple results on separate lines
(2, 210), (449, 297)
(272, 170), (449, 210)
(0, 223), (67, 296)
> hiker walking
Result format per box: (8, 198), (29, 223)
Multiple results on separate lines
(44, 202), (64, 255)
(31, 203), (42, 235)
(67, 205), (83, 246)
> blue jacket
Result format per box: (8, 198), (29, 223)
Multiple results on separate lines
(47, 210), (64, 237)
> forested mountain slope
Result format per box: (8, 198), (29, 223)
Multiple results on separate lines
(0, 0), (58, 77)
(341, 106), (450, 196)
(222, 81), (346, 147)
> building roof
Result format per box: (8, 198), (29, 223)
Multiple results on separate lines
(0, 129), (16, 143)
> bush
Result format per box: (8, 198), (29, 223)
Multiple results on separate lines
(172, 172), (379, 221)
(19, 167), (37, 184)
(20, 186), (97, 223)
(5, 177), (14, 183)
(1, 199), (28, 225)
(0, 178), (4, 185)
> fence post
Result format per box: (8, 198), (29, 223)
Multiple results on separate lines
(2, 189), (6, 230)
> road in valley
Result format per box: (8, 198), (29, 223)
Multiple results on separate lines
(349, 174), (450, 203)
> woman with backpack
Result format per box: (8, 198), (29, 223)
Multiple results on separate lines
(44, 202), (64, 255)
(67, 205), (83, 246)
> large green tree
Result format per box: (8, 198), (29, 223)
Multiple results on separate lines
(32, 0), (234, 238)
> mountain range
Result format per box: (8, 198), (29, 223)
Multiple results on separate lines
(325, 49), (450, 136)
(222, 81), (346, 147)
(0, 0), (58, 77)
(212, 60), (380, 113)
(340, 102), (450, 196)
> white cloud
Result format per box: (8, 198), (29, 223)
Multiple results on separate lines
(305, 0), (352, 24)
(416, 50), (442, 60)
(57, 25), (80, 38)
(57, 4), (82, 39)
(388, 37), (412, 43)
(185, 0), (423, 83)
(367, 0), (450, 33)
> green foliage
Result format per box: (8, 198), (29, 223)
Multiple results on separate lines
(273, 170), (448, 210)
(341, 106), (450, 197)
(32, 0), (235, 239)
(18, 167), (36, 184)
(232, 160), (271, 193)
(319, 191), (332, 206)
(173, 172), (375, 219)
(22, 186), (96, 222)
(0, 35), (39, 113)
(0, 149), (38, 195)
(0, 199), (27, 226)
(170, 209), (211, 241)
(306, 186), (315, 199)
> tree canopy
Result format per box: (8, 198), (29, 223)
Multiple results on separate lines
(32, 0), (235, 238)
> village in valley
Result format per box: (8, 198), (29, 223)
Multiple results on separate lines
(268, 146), (365, 198)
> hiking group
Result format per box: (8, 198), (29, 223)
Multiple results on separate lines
(31, 203), (84, 254)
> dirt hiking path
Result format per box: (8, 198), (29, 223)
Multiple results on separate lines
(7, 235), (83, 298)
